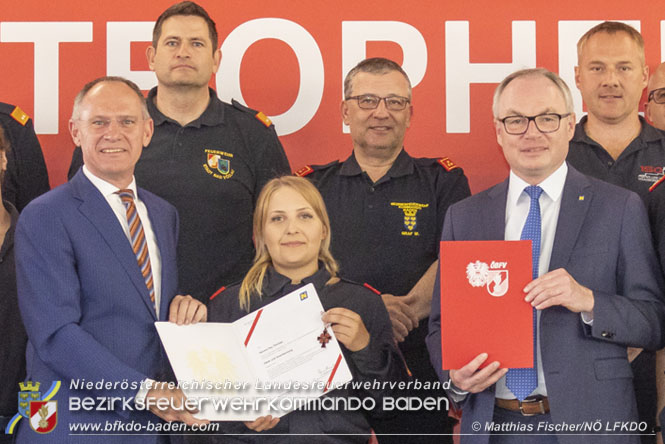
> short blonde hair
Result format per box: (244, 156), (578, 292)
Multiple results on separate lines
(577, 21), (645, 66)
(239, 176), (339, 311)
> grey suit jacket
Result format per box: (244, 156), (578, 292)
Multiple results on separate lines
(427, 164), (665, 444)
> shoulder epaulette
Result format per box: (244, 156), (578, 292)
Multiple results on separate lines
(294, 160), (340, 178)
(437, 157), (459, 172)
(231, 99), (272, 127)
(650, 175), (665, 193)
(295, 165), (314, 177)
(0, 103), (31, 126)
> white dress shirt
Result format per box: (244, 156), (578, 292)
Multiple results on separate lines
(82, 166), (162, 318)
(494, 162), (567, 399)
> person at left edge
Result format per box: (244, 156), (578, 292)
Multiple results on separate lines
(298, 57), (470, 442)
(68, 1), (291, 302)
(0, 102), (49, 211)
(189, 176), (403, 443)
(15, 77), (208, 443)
(0, 126), (27, 444)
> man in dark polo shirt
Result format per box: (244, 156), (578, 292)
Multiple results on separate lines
(566, 21), (664, 443)
(69, 2), (290, 301)
(298, 57), (470, 442)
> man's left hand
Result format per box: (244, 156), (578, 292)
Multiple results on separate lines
(524, 268), (594, 313)
(169, 295), (207, 324)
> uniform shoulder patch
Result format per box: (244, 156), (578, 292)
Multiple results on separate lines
(650, 174), (665, 193)
(255, 111), (272, 127)
(10, 106), (30, 126)
(231, 99), (272, 127)
(295, 165), (314, 177)
(437, 157), (459, 171)
(294, 160), (340, 177)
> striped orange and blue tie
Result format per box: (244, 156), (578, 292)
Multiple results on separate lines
(117, 189), (155, 312)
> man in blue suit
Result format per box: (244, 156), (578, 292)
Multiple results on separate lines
(14, 77), (207, 443)
(427, 68), (665, 444)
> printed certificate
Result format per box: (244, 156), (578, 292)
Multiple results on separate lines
(439, 240), (533, 370)
(155, 283), (353, 421)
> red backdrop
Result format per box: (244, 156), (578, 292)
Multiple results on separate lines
(1, 0), (663, 193)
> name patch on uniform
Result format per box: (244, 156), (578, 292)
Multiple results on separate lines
(639, 165), (665, 184)
(204, 149), (235, 180)
(390, 202), (429, 236)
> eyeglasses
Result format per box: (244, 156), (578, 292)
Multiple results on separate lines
(497, 113), (571, 135)
(648, 87), (665, 104)
(345, 94), (410, 111)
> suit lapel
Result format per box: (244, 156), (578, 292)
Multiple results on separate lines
(141, 190), (172, 321)
(548, 166), (592, 271)
(482, 179), (509, 240)
(71, 171), (158, 320)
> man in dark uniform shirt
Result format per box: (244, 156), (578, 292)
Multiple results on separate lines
(69, 1), (290, 301)
(0, 103), (49, 211)
(566, 21), (663, 443)
(298, 57), (471, 442)
(0, 125), (26, 443)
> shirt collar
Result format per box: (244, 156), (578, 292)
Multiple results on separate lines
(0, 200), (18, 259)
(82, 165), (138, 200)
(339, 148), (414, 180)
(262, 265), (331, 297)
(147, 87), (225, 128)
(573, 114), (665, 146)
(507, 162), (567, 207)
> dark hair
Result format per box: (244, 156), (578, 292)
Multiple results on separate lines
(71, 76), (148, 119)
(0, 125), (7, 155)
(343, 57), (412, 99)
(152, 1), (218, 53)
(0, 125), (8, 187)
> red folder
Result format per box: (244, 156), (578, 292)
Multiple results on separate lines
(439, 240), (533, 370)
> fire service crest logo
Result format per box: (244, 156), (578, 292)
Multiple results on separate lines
(466, 260), (509, 297)
(204, 149), (235, 180)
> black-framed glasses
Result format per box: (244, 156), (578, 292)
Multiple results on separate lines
(648, 87), (665, 104)
(497, 113), (571, 135)
(346, 94), (410, 111)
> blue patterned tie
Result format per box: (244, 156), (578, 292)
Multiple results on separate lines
(506, 185), (543, 401)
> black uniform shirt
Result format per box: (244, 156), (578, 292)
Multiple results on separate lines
(567, 115), (665, 202)
(303, 149), (471, 380)
(0, 103), (49, 211)
(205, 266), (404, 443)
(69, 88), (291, 301)
(0, 201), (26, 417)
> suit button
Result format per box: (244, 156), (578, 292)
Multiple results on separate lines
(601, 331), (614, 338)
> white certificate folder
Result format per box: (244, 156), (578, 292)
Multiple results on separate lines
(155, 283), (353, 421)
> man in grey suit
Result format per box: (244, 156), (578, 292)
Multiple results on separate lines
(426, 68), (665, 444)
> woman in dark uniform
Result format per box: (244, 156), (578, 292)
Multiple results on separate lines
(200, 176), (404, 443)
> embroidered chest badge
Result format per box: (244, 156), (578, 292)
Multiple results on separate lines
(390, 202), (429, 236)
(204, 149), (235, 180)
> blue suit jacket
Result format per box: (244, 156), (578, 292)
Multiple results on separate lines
(14, 170), (178, 443)
(427, 165), (665, 444)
